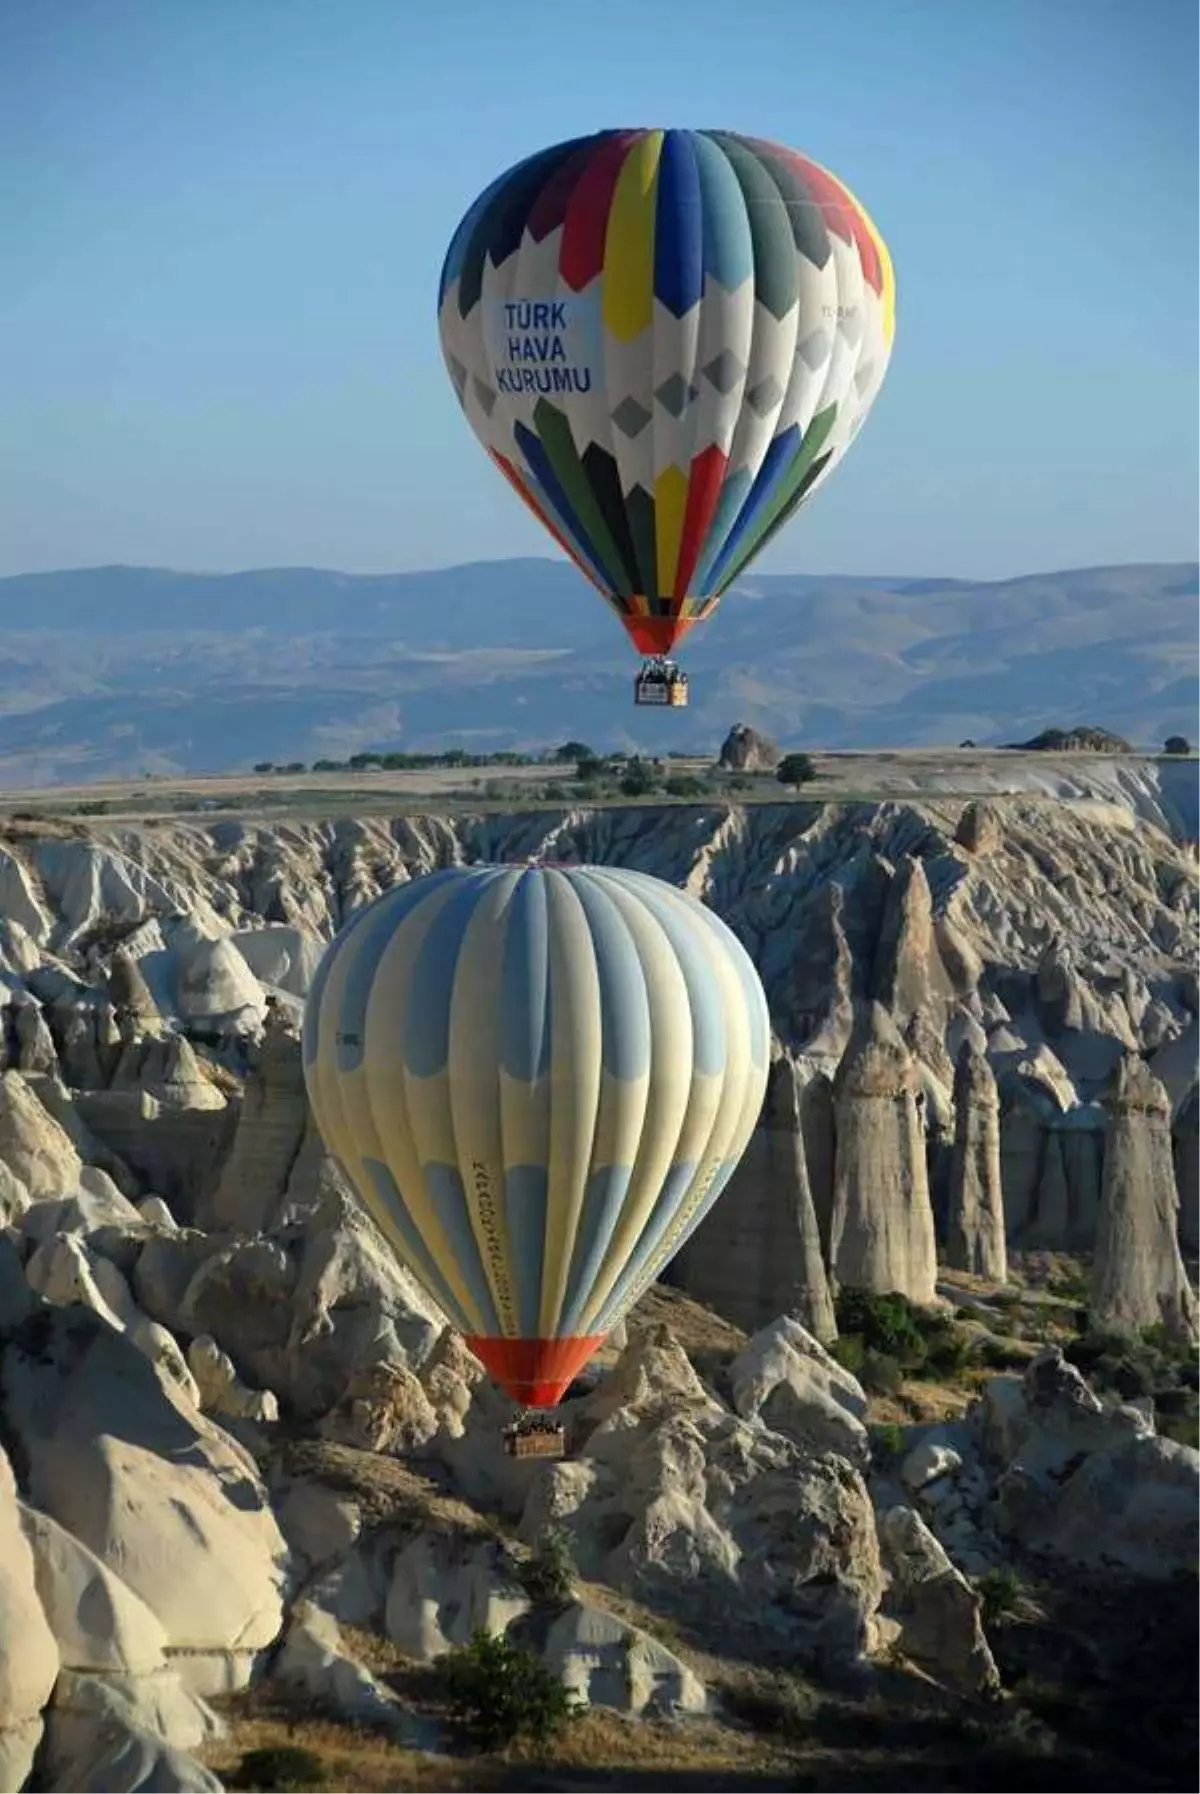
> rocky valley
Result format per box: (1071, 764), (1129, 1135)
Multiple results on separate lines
(0, 770), (1196, 1792)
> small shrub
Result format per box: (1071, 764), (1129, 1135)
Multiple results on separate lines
(233, 1745), (329, 1791)
(979, 1337), (1028, 1371)
(518, 1527), (576, 1608)
(1016, 1677), (1077, 1725)
(996, 1702), (1061, 1761)
(834, 1289), (977, 1385)
(1109, 1353), (1157, 1399)
(976, 1566), (1022, 1625)
(1063, 1329), (1127, 1374)
(1159, 1408), (1200, 1450)
(1048, 1269), (1090, 1306)
(437, 1629), (580, 1751)
(861, 1349), (904, 1395)
(869, 1421), (906, 1464)
(724, 1675), (820, 1739)
(1155, 1385), (1192, 1418)
(830, 1333), (866, 1375)
(835, 1289), (926, 1365)
(618, 755), (658, 798)
(1142, 1322), (1196, 1364)
(922, 1317), (976, 1378)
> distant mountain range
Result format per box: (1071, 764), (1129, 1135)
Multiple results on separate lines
(0, 559), (1194, 785)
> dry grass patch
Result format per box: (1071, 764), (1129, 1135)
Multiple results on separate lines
(203, 1709), (475, 1791)
(204, 1695), (802, 1793)
(270, 1440), (499, 1541)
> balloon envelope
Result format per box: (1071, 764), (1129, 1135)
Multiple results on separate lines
(438, 129), (895, 657)
(302, 864), (770, 1405)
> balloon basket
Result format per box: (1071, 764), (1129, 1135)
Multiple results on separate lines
(634, 659), (689, 708)
(502, 1414), (567, 1460)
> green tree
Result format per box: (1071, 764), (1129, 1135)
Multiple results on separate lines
(437, 1631), (580, 1750)
(252, 761), (274, 774)
(556, 740), (595, 763)
(517, 1527), (576, 1608)
(1164, 735), (1192, 756)
(619, 755), (657, 797)
(776, 752), (817, 788)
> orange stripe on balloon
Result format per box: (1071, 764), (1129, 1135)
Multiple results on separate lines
(489, 449), (607, 596)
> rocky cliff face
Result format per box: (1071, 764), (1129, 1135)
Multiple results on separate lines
(0, 792), (1195, 1332)
(0, 793), (1196, 1786)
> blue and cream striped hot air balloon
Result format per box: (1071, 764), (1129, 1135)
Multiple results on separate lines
(302, 862), (770, 1408)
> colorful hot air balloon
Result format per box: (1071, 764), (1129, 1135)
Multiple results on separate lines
(438, 129), (895, 705)
(302, 863), (770, 1412)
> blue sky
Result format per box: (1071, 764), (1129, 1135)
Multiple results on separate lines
(2, 0), (1196, 580)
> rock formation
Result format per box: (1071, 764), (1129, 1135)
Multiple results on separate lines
(0, 791), (1194, 1768)
(1091, 1055), (1198, 1342)
(197, 1008), (308, 1234)
(0, 1447), (59, 1790)
(0, 1303), (288, 1694)
(945, 1042), (1007, 1279)
(1173, 1084), (1199, 1254)
(675, 1051), (835, 1340)
(107, 946), (161, 1032)
(872, 855), (954, 1032)
(0, 1072), (82, 1198)
(953, 800), (1002, 855)
(716, 722), (780, 771)
(876, 1506), (999, 1694)
(791, 881), (855, 1054)
(829, 1005), (938, 1303)
(729, 1315), (867, 1461)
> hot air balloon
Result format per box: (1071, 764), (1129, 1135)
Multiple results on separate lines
(302, 862), (770, 1453)
(437, 129), (895, 708)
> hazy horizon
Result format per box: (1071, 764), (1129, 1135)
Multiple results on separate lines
(2, 551), (1197, 585)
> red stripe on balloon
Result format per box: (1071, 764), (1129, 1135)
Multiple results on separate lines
(623, 614), (698, 656)
(559, 131), (640, 291)
(673, 443), (728, 598)
(527, 138), (604, 243)
(466, 1334), (605, 1408)
(783, 150), (883, 295)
